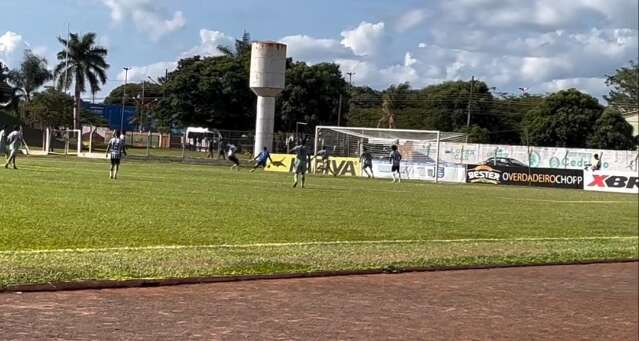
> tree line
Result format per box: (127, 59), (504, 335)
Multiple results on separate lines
(1, 31), (637, 150)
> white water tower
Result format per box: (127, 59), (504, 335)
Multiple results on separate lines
(250, 41), (287, 156)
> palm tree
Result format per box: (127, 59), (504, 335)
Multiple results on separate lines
(8, 50), (52, 102)
(217, 32), (251, 59)
(54, 32), (109, 129)
(377, 83), (410, 129)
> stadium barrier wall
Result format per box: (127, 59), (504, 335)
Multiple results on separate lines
(583, 170), (639, 194)
(266, 153), (361, 176)
(371, 161), (466, 183)
(439, 142), (638, 172)
(466, 164), (584, 189)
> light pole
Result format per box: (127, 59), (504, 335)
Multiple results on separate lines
(295, 121), (308, 144)
(120, 67), (129, 133)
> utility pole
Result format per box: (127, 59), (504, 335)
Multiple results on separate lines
(337, 94), (343, 126)
(120, 67), (129, 133)
(465, 76), (475, 144)
(140, 79), (145, 132)
(346, 72), (355, 87)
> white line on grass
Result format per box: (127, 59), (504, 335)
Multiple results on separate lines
(2, 236), (636, 255)
(498, 197), (636, 204)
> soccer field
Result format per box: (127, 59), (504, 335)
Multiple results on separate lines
(1, 156), (637, 288)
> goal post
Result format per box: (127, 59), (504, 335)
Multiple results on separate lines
(45, 128), (82, 156)
(314, 126), (466, 183)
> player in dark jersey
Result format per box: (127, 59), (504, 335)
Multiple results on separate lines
(389, 144), (402, 183)
(360, 147), (374, 178)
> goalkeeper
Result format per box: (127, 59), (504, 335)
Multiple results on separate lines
(250, 147), (274, 172)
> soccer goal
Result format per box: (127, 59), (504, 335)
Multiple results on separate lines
(314, 126), (466, 182)
(45, 128), (82, 155)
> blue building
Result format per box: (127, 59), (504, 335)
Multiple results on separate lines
(84, 102), (136, 131)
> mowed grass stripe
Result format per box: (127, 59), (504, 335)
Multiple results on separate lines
(1, 236), (636, 255)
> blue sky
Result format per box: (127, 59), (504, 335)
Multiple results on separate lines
(1, 0), (637, 101)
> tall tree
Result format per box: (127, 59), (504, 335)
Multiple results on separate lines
(54, 32), (109, 129)
(277, 61), (348, 131)
(8, 50), (52, 102)
(523, 89), (603, 148)
(0, 62), (21, 114)
(377, 83), (411, 129)
(588, 107), (636, 150)
(605, 60), (638, 115)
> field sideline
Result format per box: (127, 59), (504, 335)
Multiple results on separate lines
(0, 156), (637, 288)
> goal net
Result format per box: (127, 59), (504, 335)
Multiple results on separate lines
(314, 126), (467, 182)
(45, 128), (82, 155)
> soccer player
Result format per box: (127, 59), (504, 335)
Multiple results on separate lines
(4, 126), (29, 169)
(360, 147), (374, 178)
(105, 130), (127, 179)
(0, 125), (7, 159)
(315, 147), (330, 175)
(227, 143), (240, 171)
(590, 153), (602, 171)
(389, 144), (402, 183)
(250, 147), (273, 172)
(290, 140), (309, 188)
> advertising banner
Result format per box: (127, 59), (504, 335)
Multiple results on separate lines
(265, 154), (361, 176)
(371, 161), (466, 183)
(583, 171), (639, 194)
(466, 164), (584, 189)
(440, 143), (638, 172)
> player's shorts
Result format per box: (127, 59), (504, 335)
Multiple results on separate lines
(362, 161), (372, 169)
(229, 155), (240, 165)
(110, 158), (121, 166)
(255, 160), (267, 168)
(391, 164), (400, 172)
(294, 159), (307, 174)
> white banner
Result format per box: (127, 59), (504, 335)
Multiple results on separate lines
(583, 170), (639, 194)
(369, 161), (466, 183)
(438, 142), (638, 173)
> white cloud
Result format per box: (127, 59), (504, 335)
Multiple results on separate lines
(538, 77), (609, 101)
(101, 0), (186, 41)
(340, 21), (385, 56)
(280, 35), (355, 63)
(404, 52), (417, 67)
(0, 31), (25, 66)
(395, 9), (426, 32)
(418, 43), (427, 48)
(116, 61), (178, 83)
(0, 31), (23, 55)
(182, 29), (234, 58)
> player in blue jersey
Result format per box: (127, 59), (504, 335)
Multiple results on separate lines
(250, 147), (274, 172)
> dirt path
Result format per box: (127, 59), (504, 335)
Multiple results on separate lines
(1, 262), (637, 340)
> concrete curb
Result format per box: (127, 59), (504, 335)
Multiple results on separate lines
(2, 259), (637, 293)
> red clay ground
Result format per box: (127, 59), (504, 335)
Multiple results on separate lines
(1, 262), (637, 340)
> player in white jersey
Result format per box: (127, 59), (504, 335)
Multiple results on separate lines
(290, 139), (309, 188)
(4, 126), (29, 169)
(0, 125), (8, 159)
(105, 130), (127, 179)
(389, 144), (402, 183)
(227, 144), (240, 171)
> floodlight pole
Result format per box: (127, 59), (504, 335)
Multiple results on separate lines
(435, 131), (441, 184)
(120, 67), (129, 133)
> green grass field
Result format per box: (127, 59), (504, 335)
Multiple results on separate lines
(1, 156), (637, 288)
